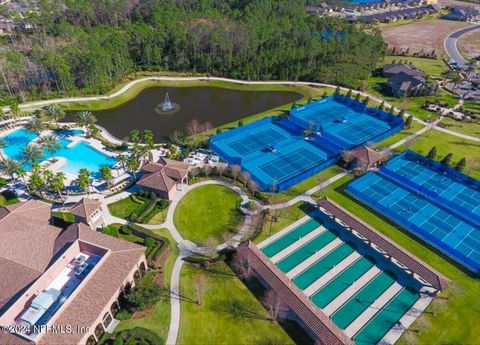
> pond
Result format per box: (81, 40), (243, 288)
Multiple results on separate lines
(65, 85), (302, 141)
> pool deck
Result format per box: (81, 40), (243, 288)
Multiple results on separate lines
(0, 126), (119, 187)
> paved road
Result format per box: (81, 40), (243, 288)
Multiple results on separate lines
(444, 24), (480, 68)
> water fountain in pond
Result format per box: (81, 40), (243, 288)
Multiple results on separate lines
(155, 92), (181, 114)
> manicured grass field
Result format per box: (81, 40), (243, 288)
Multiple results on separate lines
(392, 128), (480, 179)
(441, 117), (480, 138)
(375, 120), (424, 150)
(108, 195), (147, 219)
(177, 261), (295, 345)
(320, 175), (480, 345)
(173, 185), (243, 245)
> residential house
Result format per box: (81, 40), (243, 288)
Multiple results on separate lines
(382, 63), (426, 78)
(386, 72), (434, 97)
(443, 6), (480, 22)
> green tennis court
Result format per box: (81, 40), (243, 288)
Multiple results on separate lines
(311, 257), (375, 308)
(332, 272), (396, 329)
(261, 218), (322, 257)
(354, 288), (420, 345)
(293, 243), (355, 290)
(277, 230), (337, 273)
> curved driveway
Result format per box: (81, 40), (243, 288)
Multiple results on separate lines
(444, 24), (480, 68)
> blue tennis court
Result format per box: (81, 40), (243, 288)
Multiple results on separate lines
(348, 151), (480, 274)
(326, 117), (390, 147)
(386, 152), (480, 216)
(211, 95), (402, 192)
(227, 128), (287, 156)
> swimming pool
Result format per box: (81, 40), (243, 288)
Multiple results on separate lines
(2, 129), (117, 178)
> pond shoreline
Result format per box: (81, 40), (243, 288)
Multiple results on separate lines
(63, 84), (303, 141)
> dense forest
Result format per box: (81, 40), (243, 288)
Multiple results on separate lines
(0, 0), (385, 106)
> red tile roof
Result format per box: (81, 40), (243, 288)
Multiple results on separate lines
(317, 198), (448, 290)
(0, 201), (70, 311)
(236, 242), (354, 345)
(0, 202), (146, 345)
(69, 198), (102, 219)
(137, 159), (189, 194)
(343, 146), (385, 166)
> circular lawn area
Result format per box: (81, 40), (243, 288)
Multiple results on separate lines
(173, 184), (244, 246)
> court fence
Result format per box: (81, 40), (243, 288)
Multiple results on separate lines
(348, 174), (480, 275)
(378, 167), (480, 227)
(210, 96), (404, 192)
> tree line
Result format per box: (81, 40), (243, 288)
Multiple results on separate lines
(0, 0), (385, 106)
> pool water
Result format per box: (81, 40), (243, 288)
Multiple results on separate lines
(2, 129), (116, 178)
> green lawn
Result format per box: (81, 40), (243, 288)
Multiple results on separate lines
(321, 176), (480, 345)
(51, 211), (76, 228)
(173, 185), (244, 246)
(108, 195), (147, 219)
(375, 120), (424, 150)
(441, 117), (480, 139)
(391, 128), (480, 179)
(146, 207), (169, 225)
(177, 261), (295, 345)
(253, 201), (315, 245)
(113, 228), (179, 344)
(382, 56), (448, 78)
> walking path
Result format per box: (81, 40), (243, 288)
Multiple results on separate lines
(165, 256), (184, 345)
(3, 77), (473, 343)
(2, 76), (478, 142)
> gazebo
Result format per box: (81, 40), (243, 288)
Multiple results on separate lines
(342, 145), (385, 171)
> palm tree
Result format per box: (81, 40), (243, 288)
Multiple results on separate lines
(0, 138), (6, 161)
(43, 169), (54, 186)
(51, 172), (66, 199)
(127, 158), (140, 180)
(38, 135), (61, 161)
(139, 145), (150, 162)
(15, 166), (29, 190)
(118, 154), (128, 172)
(25, 117), (45, 134)
(46, 105), (65, 126)
(99, 165), (113, 189)
(21, 144), (43, 166)
(10, 102), (20, 117)
(77, 168), (91, 194)
(0, 158), (20, 181)
(76, 111), (96, 136)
